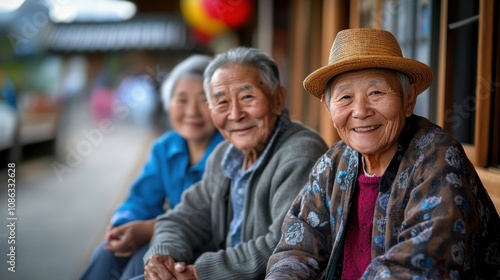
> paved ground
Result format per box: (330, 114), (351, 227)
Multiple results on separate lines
(0, 98), (159, 280)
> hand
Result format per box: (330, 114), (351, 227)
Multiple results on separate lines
(145, 255), (199, 280)
(104, 220), (155, 257)
(173, 263), (198, 280)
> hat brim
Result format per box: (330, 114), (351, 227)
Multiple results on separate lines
(303, 55), (433, 99)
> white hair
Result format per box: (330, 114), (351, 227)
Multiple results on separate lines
(161, 54), (212, 111)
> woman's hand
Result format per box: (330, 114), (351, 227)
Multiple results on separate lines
(104, 219), (155, 257)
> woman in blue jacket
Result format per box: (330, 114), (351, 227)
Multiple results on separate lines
(80, 55), (223, 280)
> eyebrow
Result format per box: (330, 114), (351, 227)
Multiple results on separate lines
(212, 84), (254, 100)
(368, 78), (386, 86)
(211, 91), (226, 100)
(237, 84), (253, 93)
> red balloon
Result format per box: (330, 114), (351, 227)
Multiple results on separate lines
(201, 0), (253, 29)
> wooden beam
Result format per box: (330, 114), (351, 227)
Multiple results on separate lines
(318, 0), (349, 146)
(289, 0), (308, 121)
(436, 0), (449, 129)
(473, 0), (494, 166)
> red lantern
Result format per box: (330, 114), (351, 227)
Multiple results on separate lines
(201, 0), (253, 29)
(181, 0), (229, 37)
(191, 29), (216, 45)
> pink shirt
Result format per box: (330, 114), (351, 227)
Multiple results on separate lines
(341, 171), (381, 279)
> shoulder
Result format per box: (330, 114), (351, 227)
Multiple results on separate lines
(405, 115), (476, 178)
(155, 130), (182, 143)
(150, 130), (185, 153)
(278, 121), (328, 152)
(408, 116), (466, 160)
(206, 140), (230, 164)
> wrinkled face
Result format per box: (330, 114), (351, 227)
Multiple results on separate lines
(208, 64), (285, 154)
(169, 76), (216, 143)
(324, 69), (416, 159)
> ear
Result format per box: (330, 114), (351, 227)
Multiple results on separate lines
(321, 94), (330, 113)
(273, 86), (287, 115)
(404, 84), (417, 117)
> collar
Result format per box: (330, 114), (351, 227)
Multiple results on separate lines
(379, 114), (418, 192)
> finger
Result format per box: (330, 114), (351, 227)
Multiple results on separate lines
(145, 268), (162, 280)
(108, 225), (125, 240)
(150, 256), (177, 279)
(145, 263), (159, 280)
(108, 238), (131, 253)
(103, 244), (115, 252)
(174, 262), (187, 273)
(151, 255), (175, 269)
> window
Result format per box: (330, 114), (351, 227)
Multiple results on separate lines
(445, 0), (479, 144)
(439, 0), (496, 167)
(367, 0), (499, 172)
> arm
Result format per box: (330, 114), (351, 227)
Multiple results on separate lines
(266, 154), (335, 279)
(143, 177), (216, 265)
(111, 140), (168, 226)
(194, 134), (329, 279)
(105, 219), (155, 257)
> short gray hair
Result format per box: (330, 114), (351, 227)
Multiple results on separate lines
(203, 47), (280, 99)
(323, 70), (411, 105)
(161, 54), (212, 111)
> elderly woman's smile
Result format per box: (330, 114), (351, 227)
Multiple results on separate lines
(351, 124), (382, 132)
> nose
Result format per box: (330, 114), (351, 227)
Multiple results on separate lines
(186, 99), (200, 115)
(228, 99), (244, 121)
(351, 96), (372, 119)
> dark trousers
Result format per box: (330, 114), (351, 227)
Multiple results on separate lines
(79, 242), (148, 280)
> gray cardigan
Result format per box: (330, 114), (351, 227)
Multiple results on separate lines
(143, 113), (328, 279)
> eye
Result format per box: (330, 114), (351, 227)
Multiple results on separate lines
(212, 97), (231, 109)
(172, 98), (187, 104)
(242, 94), (254, 100)
(339, 95), (351, 100)
(215, 99), (228, 106)
(370, 91), (382, 95)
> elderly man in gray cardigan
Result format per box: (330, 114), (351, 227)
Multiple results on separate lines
(132, 47), (328, 280)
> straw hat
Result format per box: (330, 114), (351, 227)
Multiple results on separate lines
(303, 28), (433, 99)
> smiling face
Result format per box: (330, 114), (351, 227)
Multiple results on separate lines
(169, 76), (216, 144)
(208, 64), (285, 161)
(324, 69), (416, 166)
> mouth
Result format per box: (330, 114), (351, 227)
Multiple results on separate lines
(230, 126), (254, 134)
(353, 124), (382, 132)
(186, 122), (204, 127)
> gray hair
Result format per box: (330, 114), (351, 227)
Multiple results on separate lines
(161, 54), (212, 111)
(323, 70), (411, 105)
(203, 47), (280, 100)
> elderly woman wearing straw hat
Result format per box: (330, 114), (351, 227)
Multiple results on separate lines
(265, 28), (500, 279)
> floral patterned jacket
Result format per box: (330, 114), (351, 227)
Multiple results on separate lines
(266, 115), (500, 280)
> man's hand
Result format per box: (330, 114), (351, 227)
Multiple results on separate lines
(145, 255), (199, 280)
(104, 220), (155, 257)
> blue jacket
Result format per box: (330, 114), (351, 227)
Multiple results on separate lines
(110, 130), (224, 226)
